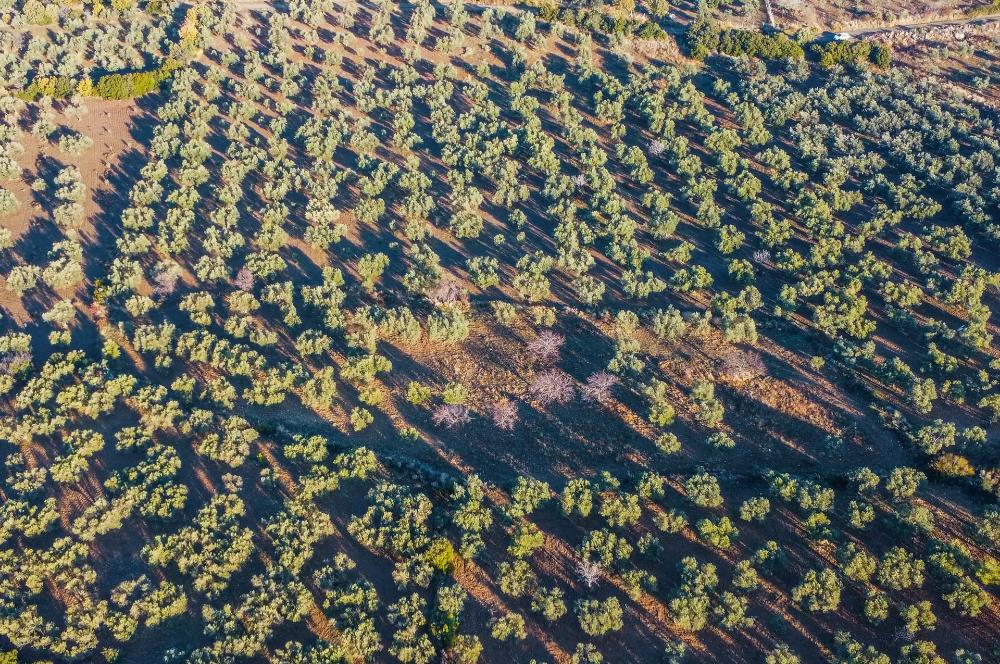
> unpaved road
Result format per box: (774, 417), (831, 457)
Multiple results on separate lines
(230, 0), (999, 40)
(837, 12), (1000, 36)
(230, 0), (514, 11)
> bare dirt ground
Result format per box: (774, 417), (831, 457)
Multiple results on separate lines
(0, 98), (141, 324)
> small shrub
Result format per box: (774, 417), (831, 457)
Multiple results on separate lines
(425, 537), (457, 572)
(931, 453), (975, 478)
(0, 188), (18, 216)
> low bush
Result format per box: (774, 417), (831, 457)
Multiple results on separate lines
(686, 20), (803, 60)
(531, 2), (670, 40)
(92, 59), (182, 100)
(813, 40), (891, 69)
(719, 29), (805, 60)
(19, 59), (182, 102)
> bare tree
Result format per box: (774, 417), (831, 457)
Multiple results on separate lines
(575, 558), (601, 589)
(529, 369), (575, 406)
(429, 279), (465, 306)
(233, 267), (255, 291)
(152, 267), (180, 298)
(717, 350), (767, 384)
(490, 399), (519, 431)
(580, 371), (619, 402)
(433, 404), (472, 428)
(526, 331), (565, 364)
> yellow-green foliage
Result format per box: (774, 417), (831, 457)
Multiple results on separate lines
(19, 59), (182, 102)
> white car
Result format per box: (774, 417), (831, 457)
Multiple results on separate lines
(833, 32), (853, 41)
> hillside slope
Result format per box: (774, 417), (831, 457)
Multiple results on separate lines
(0, 1), (998, 663)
